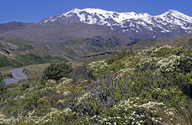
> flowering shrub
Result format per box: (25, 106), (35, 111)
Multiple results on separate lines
(0, 45), (192, 125)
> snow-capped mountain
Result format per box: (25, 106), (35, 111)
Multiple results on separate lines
(40, 8), (192, 39)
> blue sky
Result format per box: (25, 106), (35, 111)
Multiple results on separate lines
(0, 0), (192, 23)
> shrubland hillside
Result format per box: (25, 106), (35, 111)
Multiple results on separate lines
(0, 22), (130, 60)
(0, 37), (66, 70)
(0, 38), (192, 124)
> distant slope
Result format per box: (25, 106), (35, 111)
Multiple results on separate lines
(0, 22), (126, 43)
(0, 37), (66, 68)
(0, 22), (130, 60)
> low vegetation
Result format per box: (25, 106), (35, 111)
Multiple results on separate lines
(0, 52), (66, 68)
(0, 72), (7, 95)
(0, 38), (192, 124)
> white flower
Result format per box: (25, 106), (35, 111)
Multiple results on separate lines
(77, 92), (93, 105)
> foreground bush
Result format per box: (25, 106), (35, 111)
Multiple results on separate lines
(42, 62), (72, 81)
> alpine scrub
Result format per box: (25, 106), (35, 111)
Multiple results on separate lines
(0, 45), (192, 125)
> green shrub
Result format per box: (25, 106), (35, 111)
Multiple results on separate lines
(0, 82), (7, 95)
(187, 37), (192, 46)
(0, 55), (12, 67)
(0, 71), (3, 81)
(34, 98), (51, 116)
(18, 45), (34, 51)
(20, 95), (39, 116)
(72, 65), (95, 83)
(21, 83), (30, 90)
(42, 62), (73, 81)
(0, 72), (7, 94)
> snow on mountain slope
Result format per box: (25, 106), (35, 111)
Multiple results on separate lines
(41, 8), (153, 25)
(40, 8), (192, 38)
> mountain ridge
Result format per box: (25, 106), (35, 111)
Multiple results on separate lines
(40, 8), (192, 39)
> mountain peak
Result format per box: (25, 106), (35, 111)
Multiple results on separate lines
(72, 8), (78, 11)
(162, 9), (185, 16)
(83, 8), (112, 12)
(167, 9), (180, 13)
(157, 9), (192, 23)
(65, 8), (80, 14)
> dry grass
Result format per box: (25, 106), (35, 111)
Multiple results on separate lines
(71, 61), (84, 68)
(23, 61), (85, 78)
(23, 63), (50, 78)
